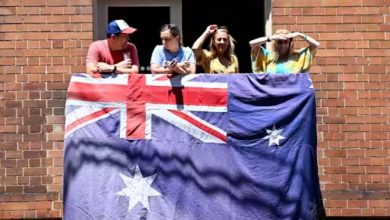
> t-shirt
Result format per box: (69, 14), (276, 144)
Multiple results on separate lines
(194, 49), (239, 74)
(251, 46), (314, 74)
(150, 45), (195, 67)
(86, 40), (140, 67)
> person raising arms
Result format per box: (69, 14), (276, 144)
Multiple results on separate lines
(249, 29), (320, 74)
(192, 24), (239, 74)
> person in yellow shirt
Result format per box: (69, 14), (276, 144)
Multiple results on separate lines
(192, 25), (239, 74)
(249, 29), (320, 74)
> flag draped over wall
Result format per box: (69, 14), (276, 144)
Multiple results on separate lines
(63, 73), (322, 220)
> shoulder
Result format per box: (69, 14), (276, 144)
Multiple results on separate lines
(126, 42), (137, 48)
(88, 40), (107, 54)
(152, 45), (164, 53)
(181, 47), (195, 58)
(202, 49), (212, 57)
(152, 45), (163, 50)
(182, 46), (194, 53)
(89, 40), (106, 48)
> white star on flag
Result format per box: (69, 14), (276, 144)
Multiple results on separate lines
(263, 125), (285, 146)
(116, 165), (162, 211)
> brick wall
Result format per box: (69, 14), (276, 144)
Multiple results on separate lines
(273, 0), (390, 216)
(1, 0), (389, 219)
(0, 0), (92, 218)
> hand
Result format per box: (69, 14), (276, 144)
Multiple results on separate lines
(168, 59), (178, 68)
(172, 66), (188, 75)
(286, 32), (301, 39)
(271, 34), (288, 41)
(177, 61), (190, 69)
(172, 61), (191, 74)
(117, 59), (132, 68)
(206, 24), (218, 35)
(163, 59), (177, 74)
(96, 62), (114, 73)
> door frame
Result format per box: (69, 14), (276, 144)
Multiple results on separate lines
(93, 0), (182, 40)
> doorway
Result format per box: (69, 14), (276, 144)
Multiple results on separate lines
(108, 7), (170, 73)
(182, 1), (265, 73)
(94, 0), (266, 73)
(95, 0), (182, 73)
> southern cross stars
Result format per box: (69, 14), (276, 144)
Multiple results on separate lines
(116, 165), (162, 211)
(262, 125), (285, 147)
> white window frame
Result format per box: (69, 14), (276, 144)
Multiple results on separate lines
(93, 0), (182, 40)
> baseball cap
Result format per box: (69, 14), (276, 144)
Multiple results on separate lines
(106, 19), (137, 35)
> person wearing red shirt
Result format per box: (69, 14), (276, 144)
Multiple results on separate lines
(86, 19), (140, 75)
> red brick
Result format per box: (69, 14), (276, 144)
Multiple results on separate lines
(0, 1), (389, 218)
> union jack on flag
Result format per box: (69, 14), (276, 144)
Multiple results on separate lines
(65, 73), (228, 143)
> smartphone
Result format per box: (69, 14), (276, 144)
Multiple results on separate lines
(169, 59), (178, 67)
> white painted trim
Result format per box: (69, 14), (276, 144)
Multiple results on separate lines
(265, 0), (273, 50)
(94, 0), (182, 40)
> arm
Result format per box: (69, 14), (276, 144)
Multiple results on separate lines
(192, 24), (217, 50)
(173, 61), (195, 74)
(234, 55), (239, 73)
(179, 49), (196, 74)
(86, 41), (118, 74)
(115, 60), (139, 74)
(187, 63), (196, 74)
(86, 62), (100, 75)
(86, 42), (101, 74)
(287, 32), (320, 50)
(94, 59), (138, 74)
(86, 42), (139, 74)
(248, 36), (269, 49)
(115, 44), (140, 74)
(115, 44), (139, 74)
(151, 60), (195, 75)
(150, 45), (173, 74)
(249, 33), (289, 49)
(150, 62), (176, 74)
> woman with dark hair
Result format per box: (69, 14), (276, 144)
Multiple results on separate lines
(249, 29), (320, 74)
(192, 24), (239, 74)
(150, 24), (196, 74)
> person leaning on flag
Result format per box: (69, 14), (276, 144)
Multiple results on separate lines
(150, 24), (196, 75)
(86, 19), (140, 75)
(249, 29), (320, 74)
(192, 24), (239, 74)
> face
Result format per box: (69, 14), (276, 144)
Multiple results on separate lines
(160, 30), (178, 52)
(114, 33), (129, 50)
(213, 31), (229, 54)
(276, 39), (291, 56)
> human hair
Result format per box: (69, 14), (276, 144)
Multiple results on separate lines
(106, 33), (121, 38)
(270, 29), (294, 61)
(209, 26), (236, 62)
(160, 24), (183, 46)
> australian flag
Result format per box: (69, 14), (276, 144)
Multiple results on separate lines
(63, 73), (323, 220)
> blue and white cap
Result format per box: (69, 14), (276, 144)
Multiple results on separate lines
(106, 19), (137, 35)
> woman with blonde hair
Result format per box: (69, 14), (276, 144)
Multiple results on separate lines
(192, 24), (239, 74)
(249, 29), (320, 74)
